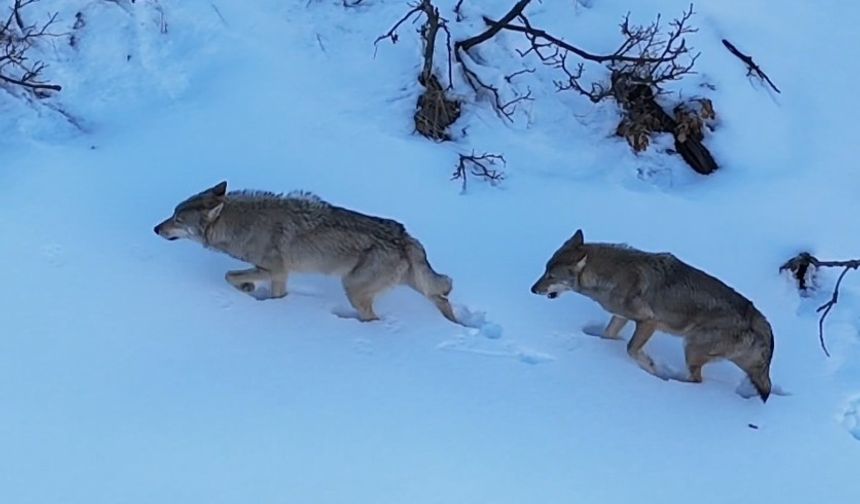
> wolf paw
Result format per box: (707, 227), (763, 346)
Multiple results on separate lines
(634, 355), (669, 381)
(332, 306), (379, 322)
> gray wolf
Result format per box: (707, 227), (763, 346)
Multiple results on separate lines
(530, 229), (774, 402)
(154, 181), (459, 324)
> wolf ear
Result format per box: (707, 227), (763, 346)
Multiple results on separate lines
(564, 229), (584, 248)
(203, 181), (227, 198)
(206, 202), (225, 221)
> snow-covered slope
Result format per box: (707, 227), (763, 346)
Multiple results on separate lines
(2, 1), (859, 502)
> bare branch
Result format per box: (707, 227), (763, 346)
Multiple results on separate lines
(458, 0), (532, 52)
(504, 67), (535, 83)
(491, 3), (699, 98)
(780, 252), (860, 357)
(452, 151), (505, 191)
(373, 3), (423, 50)
(722, 39), (781, 94)
(449, 0), (536, 120)
(0, 0), (62, 94)
(453, 0), (466, 22)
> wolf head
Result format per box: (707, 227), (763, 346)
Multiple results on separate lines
(530, 229), (589, 299)
(751, 368), (772, 403)
(154, 181), (227, 243)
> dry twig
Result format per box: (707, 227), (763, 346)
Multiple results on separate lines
(722, 39), (780, 94)
(452, 151), (505, 191)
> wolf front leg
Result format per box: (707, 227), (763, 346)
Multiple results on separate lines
(225, 267), (273, 297)
(627, 320), (660, 377)
(603, 315), (629, 339)
(269, 271), (289, 299)
(683, 342), (714, 383)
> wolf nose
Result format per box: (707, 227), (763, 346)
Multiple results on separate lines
(530, 283), (538, 294)
(153, 224), (161, 235)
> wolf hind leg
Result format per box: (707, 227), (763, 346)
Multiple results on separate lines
(341, 252), (404, 322)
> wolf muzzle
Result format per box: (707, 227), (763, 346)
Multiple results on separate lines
(530, 280), (559, 298)
(153, 221), (178, 240)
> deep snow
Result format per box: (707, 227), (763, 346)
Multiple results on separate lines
(1, 0), (859, 502)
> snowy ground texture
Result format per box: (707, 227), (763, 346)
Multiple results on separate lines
(2, 0), (859, 502)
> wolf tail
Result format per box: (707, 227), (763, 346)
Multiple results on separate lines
(404, 237), (458, 324)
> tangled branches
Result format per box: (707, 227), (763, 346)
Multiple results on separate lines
(454, 0), (534, 121)
(452, 151), (505, 191)
(375, 0), (460, 140)
(0, 0), (62, 95)
(480, 3), (716, 174)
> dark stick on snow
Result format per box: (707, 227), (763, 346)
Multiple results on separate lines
(721, 39), (781, 94)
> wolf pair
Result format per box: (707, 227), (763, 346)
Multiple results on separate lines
(155, 181), (774, 402)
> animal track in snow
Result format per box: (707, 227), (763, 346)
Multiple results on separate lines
(452, 304), (502, 339)
(211, 290), (234, 310)
(437, 334), (555, 365)
(438, 304), (552, 364)
(841, 395), (860, 441)
(40, 244), (65, 267)
(352, 338), (374, 355)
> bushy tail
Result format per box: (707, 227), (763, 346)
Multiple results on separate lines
(404, 237), (458, 324)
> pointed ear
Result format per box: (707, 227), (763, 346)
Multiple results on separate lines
(206, 202), (224, 221)
(202, 181), (227, 198)
(563, 228), (585, 249)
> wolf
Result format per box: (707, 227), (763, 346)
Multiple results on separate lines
(154, 181), (459, 324)
(530, 229), (774, 402)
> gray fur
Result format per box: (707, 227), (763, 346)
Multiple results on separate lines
(530, 229), (774, 402)
(155, 181), (458, 324)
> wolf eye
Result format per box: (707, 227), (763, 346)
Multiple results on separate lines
(174, 215), (185, 224)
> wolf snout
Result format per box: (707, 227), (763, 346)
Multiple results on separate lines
(531, 279), (560, 299)
(530, 278), (549, 295)
(153, 221), (178, 240)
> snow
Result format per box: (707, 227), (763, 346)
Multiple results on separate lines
(2, 0), (859, 502)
